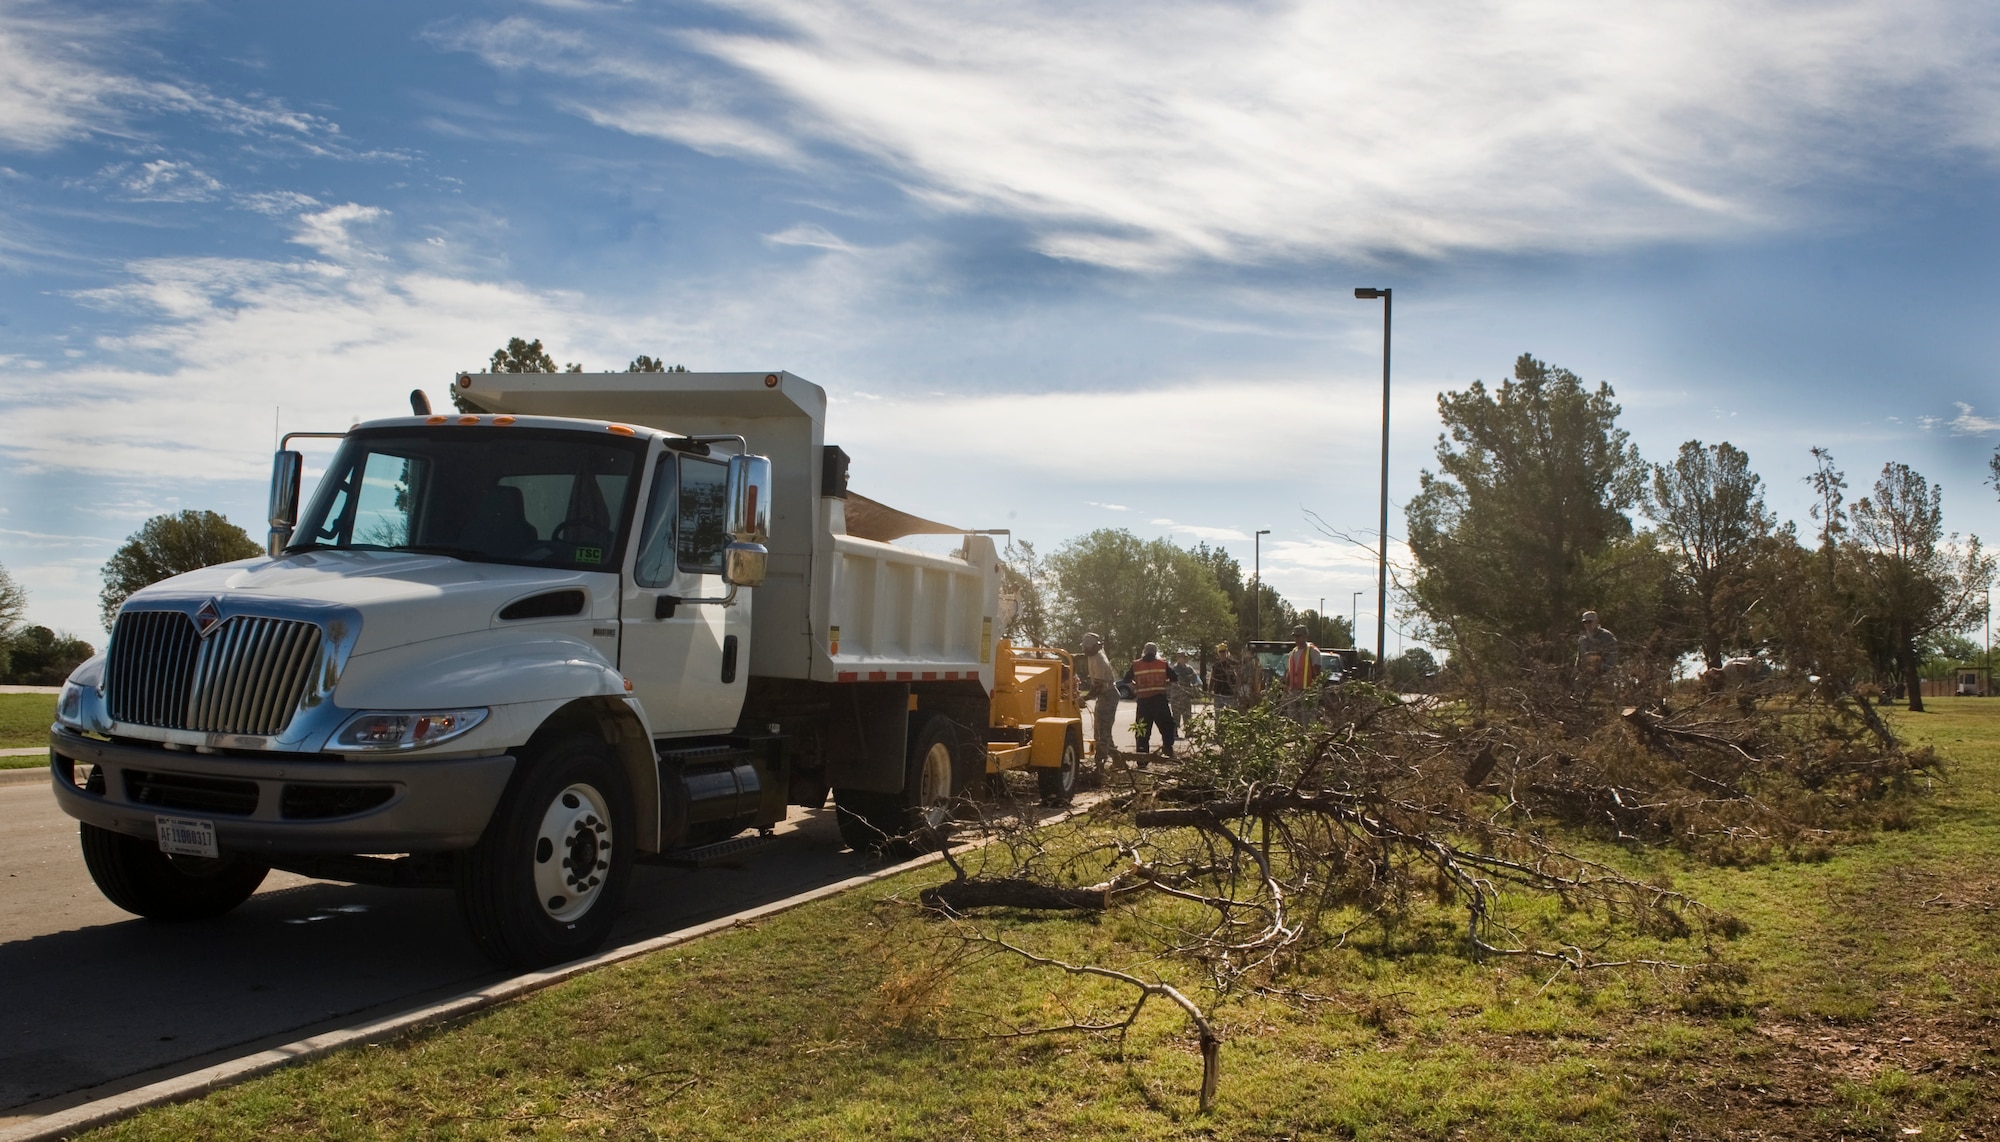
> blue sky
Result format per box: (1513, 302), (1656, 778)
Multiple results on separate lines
(3, 0), (1999, 650)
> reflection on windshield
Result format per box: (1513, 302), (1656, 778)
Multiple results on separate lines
(291, 428), (644, 572)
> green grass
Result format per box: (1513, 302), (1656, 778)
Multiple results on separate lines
(0, 692), (55, 755)
(82, 698), (2000, 1140)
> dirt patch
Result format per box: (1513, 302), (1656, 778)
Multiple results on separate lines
(1621, 1012), (2000, 1140)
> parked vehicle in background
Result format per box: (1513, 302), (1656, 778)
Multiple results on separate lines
(1245, 641), (1370, 689)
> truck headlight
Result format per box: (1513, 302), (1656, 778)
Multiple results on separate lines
(57, 682), (83, 726)
(334, 708), (488, 751)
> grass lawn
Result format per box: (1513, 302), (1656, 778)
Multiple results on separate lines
(82, 699), (2000, 1140)
(0, 692), (55, 759)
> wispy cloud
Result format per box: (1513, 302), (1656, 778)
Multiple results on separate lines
(425, 16), (805, 164)
(1151, 518), (1249, 542)
(0, 4), (344, 153)
(437, 1), (2000, 269)
(1950, 402), (2000, 435)
(291, 203), (388, 259)
(765, 222), (853, 251)
(96, 159), (224, 202)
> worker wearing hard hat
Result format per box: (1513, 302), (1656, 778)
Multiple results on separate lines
(1079, 633), (1119, 773)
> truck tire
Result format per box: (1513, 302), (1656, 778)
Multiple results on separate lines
(457, 733), (634, 969)
(1038, 729), (1082, 807)
(79, 823), (268, 921)
(833, 714), (959, 854)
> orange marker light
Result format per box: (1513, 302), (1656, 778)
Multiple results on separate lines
(426, 415), (448, 425)
(492, 416), (515, 426)
(457, 374), (471, 388)
(606, 424), (635, 436)
(764, 374), (779, 388)
(623, 677), (634, 692)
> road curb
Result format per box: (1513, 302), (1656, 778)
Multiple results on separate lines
(0, 767), (46, 786)
(0, 842), (970, 1142)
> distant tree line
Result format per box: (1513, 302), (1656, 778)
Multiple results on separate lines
(454, 337), (687, 412)
(1405, 353), (1996, 711)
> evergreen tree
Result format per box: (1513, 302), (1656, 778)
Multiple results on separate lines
(1404, 354), (1645, 666)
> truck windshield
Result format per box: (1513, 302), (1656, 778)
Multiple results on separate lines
(290, 427), (646, 573)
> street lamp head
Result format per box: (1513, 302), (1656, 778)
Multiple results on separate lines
(1354, 287), (1388, 299)
(1255, 528), (1271, 537)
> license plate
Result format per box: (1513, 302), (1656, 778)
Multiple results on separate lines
(155, 815), (219, 858)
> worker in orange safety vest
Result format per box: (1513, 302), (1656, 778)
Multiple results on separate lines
(1283, 624), (1324, 719)
(1122, 641), (1178, 761)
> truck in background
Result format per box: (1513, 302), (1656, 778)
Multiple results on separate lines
(49, 371), (1084, 968)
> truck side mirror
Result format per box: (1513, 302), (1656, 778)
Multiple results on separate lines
(267, 450), (304, 556)
(723, 454), (772, 587)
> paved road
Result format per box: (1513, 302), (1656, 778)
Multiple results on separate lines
(0, 699), (1155, 1124)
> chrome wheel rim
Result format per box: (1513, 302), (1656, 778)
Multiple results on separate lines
(916, 741), (953, 829)
(533, 782), (612, 923)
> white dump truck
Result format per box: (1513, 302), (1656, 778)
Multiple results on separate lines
(49, 371), (1084, 967)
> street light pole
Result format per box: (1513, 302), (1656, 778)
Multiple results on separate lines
(1354, 286), (1393, 669)
(1351, 590), (1363, 648)
(1252, 529), (1272, 641)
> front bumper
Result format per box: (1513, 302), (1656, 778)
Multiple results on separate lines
(48, 727), (515, 855)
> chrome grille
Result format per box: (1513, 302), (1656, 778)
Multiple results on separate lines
(107, 610), (325, 736)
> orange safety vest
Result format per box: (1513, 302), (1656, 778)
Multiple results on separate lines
(1285, 645), (1322, 691)
(1129, 657), (1172, 698)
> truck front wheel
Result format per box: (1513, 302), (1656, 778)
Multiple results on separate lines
(458, 734), (634, 969)
(79, 823), (269, 921)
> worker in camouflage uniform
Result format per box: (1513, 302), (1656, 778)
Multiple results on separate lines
(1079, 632), (1120, 772)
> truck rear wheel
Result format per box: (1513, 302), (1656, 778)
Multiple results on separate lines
(79, 823), (268, 921)
(458, 734), (633, 969)
(834, 713), (960, 853)
(1038, 729), (1082, 806)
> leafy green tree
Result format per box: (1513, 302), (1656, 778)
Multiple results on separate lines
(1644, 441), (1777, 669)
(999, 539), (1053, 647)
(1845, 462), (1995, 712)
(627, 356), (688, 373)
(1384, 647), (1439, 690)
(0, 561), (25, 678)
(1047, 530), (1235, 661)
(99, 511), (261, 630)
(1295, 609), (1355, 649)
(3, 626), (94, 685)
(1920, 633), (1982, 681)
(1404, 354), (1645, 666)
(1187, 542), (1296, 643)
(457, 336), (584, 411)
(488, 337), (580, 374)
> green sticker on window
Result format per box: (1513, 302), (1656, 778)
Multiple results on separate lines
(576, 547), (604, 564)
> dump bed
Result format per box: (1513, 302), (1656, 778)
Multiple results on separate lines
(458, 371), (1000, 689)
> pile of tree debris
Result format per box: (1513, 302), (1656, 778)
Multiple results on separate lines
(896, 673), (1936, 1112)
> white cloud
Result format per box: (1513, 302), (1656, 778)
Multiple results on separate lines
(425, 16), (805, 164)
(1950, 402), (2000, 435)
(104, 158), (224, 202)
(1151, 518), (1249, 542)
(0, 5), (342, 153)
(291, 203), (388, 259)
(443, 1), (2000, 268)
(236, 190), (322, 216)
(765, 222), (853, 251)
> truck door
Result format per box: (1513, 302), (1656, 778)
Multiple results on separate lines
(622, 449), (751, 735)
